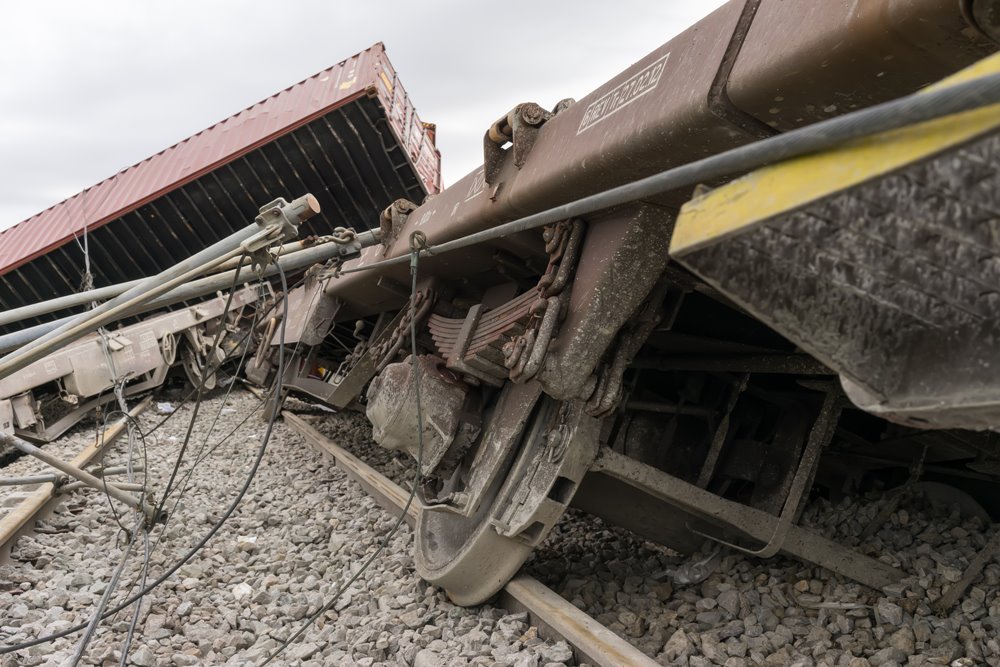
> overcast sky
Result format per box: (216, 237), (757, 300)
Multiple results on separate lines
(0, 0), (727, 230)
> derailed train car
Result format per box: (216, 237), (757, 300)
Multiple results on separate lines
(252, 0), (1000, 604)
(4, 0), (1000, 608)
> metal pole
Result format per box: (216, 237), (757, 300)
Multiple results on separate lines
(0, 229), (377, 356)
(0, 195), (319, 380)
(0, 433), (153, 520)
(0, 397), (150, 550)
(0, 474), (63, 487)
(0, 465), (144, 486)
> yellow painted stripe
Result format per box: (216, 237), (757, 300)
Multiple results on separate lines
(670, 53), (1000, 257)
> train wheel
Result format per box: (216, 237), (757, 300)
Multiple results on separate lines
(414, 387), (599, 605)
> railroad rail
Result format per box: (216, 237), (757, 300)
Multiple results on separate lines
(283, 410), (659, 667)
(0, 397), (151, 557)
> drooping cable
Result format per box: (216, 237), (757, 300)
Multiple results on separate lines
(153, 253), (249, 520)
(68, 512), (142, 665)
(260, 232), (427, 665)
(118, 530), (150, 667)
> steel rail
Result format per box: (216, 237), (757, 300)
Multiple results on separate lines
(0, 397), (152, 553)
(283, 410), (660, 667)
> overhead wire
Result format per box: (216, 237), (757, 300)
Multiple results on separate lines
(71, 256), (254, 659)
(103, 274), (305, 618)
(118, 530), (150, 667)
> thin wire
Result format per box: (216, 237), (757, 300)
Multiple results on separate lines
(135, 273), (307, 441)
(118, 529), (150, 667)
(154, 253), (249, 519)
(143, 385), (270, 563)
(0, 262), (291, 657)
(105, 279), (288, 611)
(69, 513), (142, 665)
(260, 235), (426, 665)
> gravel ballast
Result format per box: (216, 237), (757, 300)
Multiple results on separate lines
(0, 391), (579, 666)
(3, 391), (1000, 666)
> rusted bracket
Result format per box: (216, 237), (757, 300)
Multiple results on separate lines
(483, 102), (553, 186)
(378, 198), (419, 256)
(691, 385), (842, 558)
(590, 446), (903, 590)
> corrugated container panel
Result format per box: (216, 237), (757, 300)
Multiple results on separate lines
(0, 43), (440, 278)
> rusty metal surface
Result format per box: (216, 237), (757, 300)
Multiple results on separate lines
(325, 1), (753, 317)
(326, 0), (995, 326)
(727, 0), (999, 131)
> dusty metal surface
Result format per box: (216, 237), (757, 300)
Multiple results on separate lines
(366, 355), (477, 476)
(588, 447), (905, 591)
(413, 390), (600, 605)
(0, 286), (259, 442)
(672, 77), (1000, 428)
(726, 0), (999, 131)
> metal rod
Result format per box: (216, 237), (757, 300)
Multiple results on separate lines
(625, 399), (715, 417)
(60, 481), (145, 493)
(0, 195), (319, 381)
(0, 433), (150, 519)
(89, 465), (146, 478)
(0, 230), (378, 355)
(0, 465), (145, 487)
(631, 354), (832, 375)
(0, 474), (63, 487)
(934, 530), (1000, 612)
(590, 446), (904, 590)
